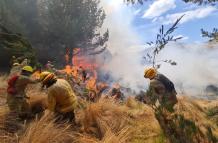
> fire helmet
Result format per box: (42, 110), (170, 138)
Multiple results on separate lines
(22, 66), (33, 73)
(40, 71), (56, 85)
(144, 68), (157, 79)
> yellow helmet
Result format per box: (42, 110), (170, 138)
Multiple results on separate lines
(144, 68), (157, 79)
(22, 66), (33, 73)
(40, 72), (56, 85)
(39, 71), (51, 81)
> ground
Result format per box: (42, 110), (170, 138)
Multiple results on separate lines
(0, 75), (218, 143)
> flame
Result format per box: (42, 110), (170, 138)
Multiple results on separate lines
(86, 77), (97, 91)
(65, 65), (72, 74)
(62, 47), (110, 98)
(71, 66), (79, 78)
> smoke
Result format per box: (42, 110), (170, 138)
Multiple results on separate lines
(157, 42), (218, 97)
(100, 0), (147, 91)
(101, 0), (218, 97)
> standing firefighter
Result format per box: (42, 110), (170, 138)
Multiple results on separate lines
(144, 68), (177, 112)
(7, 66), (37, 119)
(40, 72), (77, 123)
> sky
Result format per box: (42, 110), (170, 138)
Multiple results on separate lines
(104, 0), (218, 43)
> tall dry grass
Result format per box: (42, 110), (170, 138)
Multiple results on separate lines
(0, 74), (7, 87)
(175, 96), (217, 134)
(0, 74), (7, 99)
(0, 105), (20, 143)
(125, 98), (163, 142)
(20, 113), (75, 143)
(19, 98), (134, 143)
(80, 98), (133, 141)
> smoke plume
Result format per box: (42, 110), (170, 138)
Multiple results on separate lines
(101, 0), (218, 97)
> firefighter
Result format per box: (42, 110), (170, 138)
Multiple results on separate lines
(45, 61), (55, 72)
(7, 66), (38, 119)
(40, 72), (78, 123)
(144, 67), (177, 112)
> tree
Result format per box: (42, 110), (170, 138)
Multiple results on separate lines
(201, 28), (218, 42)
(144, 15), (184, 68)
(0, 0), (108, 67)
(0, 24), (36, 68)
(125, 0), (218, 4)
(38, 0), (108, 65)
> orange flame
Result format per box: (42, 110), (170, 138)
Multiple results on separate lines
(62, 47), (109, 97)
(86, 77), (97, 91)
(65, 65), (72, 74)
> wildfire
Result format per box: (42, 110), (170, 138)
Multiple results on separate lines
(62, 47), (112, 99)
(86, 77), (97, 91)
(65, 65), (72, 75)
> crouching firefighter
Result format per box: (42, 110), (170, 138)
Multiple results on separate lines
(144, 68), (178, 112)
(40, 72), (78, 123)
(7, 66), (38, 119)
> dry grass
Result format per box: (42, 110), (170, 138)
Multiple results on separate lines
(0, 105), (21, 143)
(0, 74), (7, 99)
(0, 74), (7, 88)
(20, 113), (75, 143)
(19, 98), (135, 143)
(125, 98), (163, 143)
(1, 75), (218, 142)
(175, 96), (218, 134)
(80, 98), (133, 141)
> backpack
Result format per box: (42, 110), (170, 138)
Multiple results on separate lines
(156, 74), (176, 93)
(7, 75), (19, 94)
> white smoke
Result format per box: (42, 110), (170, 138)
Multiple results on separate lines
(157, 42), (218, 96)
(101, 0), (147, 91)
(101, 0), (218, 97)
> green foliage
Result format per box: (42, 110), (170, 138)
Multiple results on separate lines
(177, 115), (197, 136)
(155, 113), (205, 143)
(207, 106), (218, 117)
(155, 131), (167, 143)
(206, 106), (218, 128)
(201, 28), (218, 42)
(206, 126), (217, 143)
(0, 25), (37, 66)
(144, 15), (184, 68)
